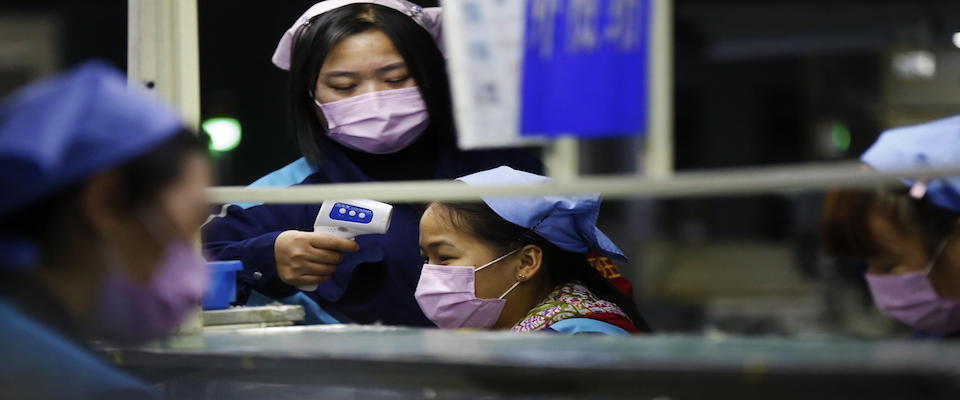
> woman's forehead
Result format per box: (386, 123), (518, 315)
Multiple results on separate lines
(421, 206), (477, 245)
(420, 205), (455, 234)
(322, 30), (404, 73)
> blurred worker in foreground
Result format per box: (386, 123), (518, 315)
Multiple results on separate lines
(417, 166), (651, 335)
(0, 61), (212, 399)
(822, 115), (960, 338)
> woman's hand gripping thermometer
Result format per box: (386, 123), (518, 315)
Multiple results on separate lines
(298, 199), (394, 291)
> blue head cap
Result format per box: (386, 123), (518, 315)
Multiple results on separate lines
(0, 60), (184, 218)
(861, 115), (960, 212)
(0, 61), (183, 268)
(456, 166), (628, 263)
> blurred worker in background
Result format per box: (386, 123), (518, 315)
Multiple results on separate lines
(822, 115), (960, 338)
(203, 0), (541, 326)
(418, 166), (650, 335)
(0, 61), (211, 399)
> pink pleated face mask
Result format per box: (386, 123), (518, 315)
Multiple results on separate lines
(93, 212), (208, 345)
(315, 86), (430, 154)
(415, 249), (521, 329)
(866, 240), (960, 334)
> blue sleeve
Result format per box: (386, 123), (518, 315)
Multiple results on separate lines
(202, 203), (313, 300)
(545, 318), (630, 336)
(203, 158), (320, 300)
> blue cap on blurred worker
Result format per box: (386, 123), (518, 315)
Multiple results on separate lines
(861, 115), (960, 212)
(0, 60), (184, 219)
(456, 166), (628, 263)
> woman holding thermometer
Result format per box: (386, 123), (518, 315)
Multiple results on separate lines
(203, 0), (541, 326)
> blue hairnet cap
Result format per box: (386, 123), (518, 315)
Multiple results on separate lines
(861, 115), (960, 212)
(456, 166), (628, 263)
(0, 61), (184, 218)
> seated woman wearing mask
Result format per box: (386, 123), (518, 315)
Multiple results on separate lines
(822, 115), (960, 337)
(417, 166), (651, 334)
(0, 62), (211, 399)
(204, 0), (540, 326)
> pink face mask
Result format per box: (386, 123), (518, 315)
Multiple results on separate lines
(93, 213), (208, 345)
(866, 240), (960, 335)
(415, 249), (521, 329)
(94, 240), (207, 344)
(315, 87), (430, 154)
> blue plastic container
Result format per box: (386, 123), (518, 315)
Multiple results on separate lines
(203, 261), (242, 310)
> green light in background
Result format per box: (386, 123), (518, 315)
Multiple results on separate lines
(831, 122), (851, 153)
(202, 117), (242, 153)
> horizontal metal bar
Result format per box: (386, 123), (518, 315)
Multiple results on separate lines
(206, 162), (960, 204)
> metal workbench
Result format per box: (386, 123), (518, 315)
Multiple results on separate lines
(101, 325), (960, 399)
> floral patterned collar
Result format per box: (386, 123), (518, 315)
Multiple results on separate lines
(512, 282), (628, 332)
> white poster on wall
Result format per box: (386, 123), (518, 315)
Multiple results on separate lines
(443, 0), (543, 149)
(444, 0), (652, 150)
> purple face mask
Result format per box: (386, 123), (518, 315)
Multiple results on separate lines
(93, 215), (208, 345)
(415, 249), (521, 329)
(865, 240), (960, 334)
(315, 87), (430, 154)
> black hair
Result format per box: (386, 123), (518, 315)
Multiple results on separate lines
(0, 130), (204, 262)
(433, 202), (652, 332)
(287, 4), (453, 167)
(821, 188), (960, 260)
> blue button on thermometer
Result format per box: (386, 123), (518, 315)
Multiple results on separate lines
(329, 202), (374, 224)
(298, 199), (394, 292)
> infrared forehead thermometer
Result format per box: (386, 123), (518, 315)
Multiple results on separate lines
(298, 199), (393, 291)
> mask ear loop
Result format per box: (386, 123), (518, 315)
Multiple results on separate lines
(308, 90), (322, 108)
(474, 248), (521, 272)
(477, 217), (551, 300)
(497, 280), (522, 300)
(925, 238), (950, 275)
(499, 217), (553, 300)
(474, 248), (524, 300)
